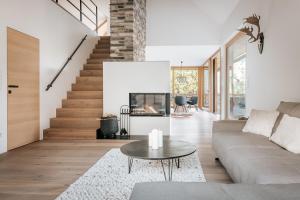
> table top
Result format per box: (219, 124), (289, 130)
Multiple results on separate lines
(120, 139), (197, 160)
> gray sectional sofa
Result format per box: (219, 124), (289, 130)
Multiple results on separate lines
(130, 182), (300, 200)
(130, 102), (300, 200)
(212, 101), (300, 184)
(212, 102), (300, 184)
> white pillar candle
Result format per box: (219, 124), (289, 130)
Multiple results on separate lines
(158, 130), (163, 147)
(148, 132), (153, 147)
(152, 131), (159, 150)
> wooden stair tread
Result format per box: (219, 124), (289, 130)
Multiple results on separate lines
(62, 99), (102, 108)
(84, 64), (103, 70)
(72, 84), (103, 91)
(50, 117), (101, 120)
(87, 59), (107, 64)
(76, 77), (103, 85)
(93, 49), (110, 53)
(80, 70), (102, 77)
(44, 128), (97, 139)
(67, 91), (103, 99)
(90, 53), (110, 58)
(76, 76), (103, 81)
(57, 108), (102, 118)
(96, 44), (110, 47)
(45, 128), (97, 132)
(50, 118), (100, 129)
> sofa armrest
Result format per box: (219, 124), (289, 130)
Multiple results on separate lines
(213, 120), (247, 133)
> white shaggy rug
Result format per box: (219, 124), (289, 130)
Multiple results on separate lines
(56, 148), (206, 200)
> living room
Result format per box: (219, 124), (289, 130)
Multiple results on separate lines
(0, 0), (300, 199)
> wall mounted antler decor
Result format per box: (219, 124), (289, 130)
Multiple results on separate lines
(238, 14), (264, 54)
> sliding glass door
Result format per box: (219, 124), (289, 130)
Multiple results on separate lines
(227, 35), (247, 119)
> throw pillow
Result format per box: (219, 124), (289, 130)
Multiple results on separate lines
(271, 114), (300, 154)
(242, 109), (279, 137)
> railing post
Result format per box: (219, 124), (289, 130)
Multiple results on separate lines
(80, 0), (83, 21)
(96, 6), (98, 34)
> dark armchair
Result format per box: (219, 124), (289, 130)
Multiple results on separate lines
(174, 96), (188, 112)
(187, 96), (199, 111)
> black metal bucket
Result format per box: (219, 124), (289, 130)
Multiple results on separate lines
(97, 116), (118, 139)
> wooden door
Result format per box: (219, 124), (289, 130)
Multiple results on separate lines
(7, 27), (40, 150)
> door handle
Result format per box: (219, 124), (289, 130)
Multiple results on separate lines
(8, 85), (19, 88)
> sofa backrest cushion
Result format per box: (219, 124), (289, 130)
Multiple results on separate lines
(277, 101), (300, 116)
(290, 104), (300, 118)
(273, 101), (300, 133)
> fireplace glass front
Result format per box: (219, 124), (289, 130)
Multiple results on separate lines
(129, 93), (170, 116)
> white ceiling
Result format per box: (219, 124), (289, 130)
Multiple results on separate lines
(146, 45), (219, 66)
(191, 0), (240, 25)
(146, 0), (240, 66)
(96, 0), (240, 66)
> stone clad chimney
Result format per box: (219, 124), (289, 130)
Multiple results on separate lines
(110, 0), (146, 61)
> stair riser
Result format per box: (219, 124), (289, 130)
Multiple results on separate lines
(72, 84), (102, 91)
(93, 49), (110, 54)
(90, 54), (110, 59)
(62, 100), (102, 108)
(98, 39), (110, 44)
(98, 39), (110, 43)
(96, 44), (110, 49)
(87, 59), (105, 64)
(50, 119), (100, 129)
(76, 77), (103, 85)
(84, 65), (103, 70)
(80, 70), (103, 77)
(56, 109), (102, 118)
(44, 132), (96, 140)
(67, 91), (103, 99)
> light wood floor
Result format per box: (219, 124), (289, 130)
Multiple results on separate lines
(0, 110), (231, 200)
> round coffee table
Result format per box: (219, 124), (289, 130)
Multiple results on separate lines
(120, 139), (197, 181)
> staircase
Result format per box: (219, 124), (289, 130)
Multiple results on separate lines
(44, 36), (110, 139)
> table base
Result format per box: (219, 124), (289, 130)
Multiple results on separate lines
(127, 157), (180, 181)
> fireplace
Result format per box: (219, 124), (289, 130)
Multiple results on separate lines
(129, 93), (170, 116)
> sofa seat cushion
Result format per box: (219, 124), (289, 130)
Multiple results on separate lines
(226, 145), (300, 184)
(213, 131), (300, 184)
(213, 131), (277, 150)
(130, 182), (300, 200)
(130, 182), (233, 200)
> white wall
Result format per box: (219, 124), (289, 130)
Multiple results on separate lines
(146, 0), (221, 46)
(58, 0), (110, 32)
(146, 45), (220, 66)
(221, 0), (300, 115)
(0, 0), (98, 153)
(103, 62), (171, 135)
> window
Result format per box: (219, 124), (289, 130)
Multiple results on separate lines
(171, 68), (198, 97)
(171, 68), (199, 108)
(226, 35), (247, 119)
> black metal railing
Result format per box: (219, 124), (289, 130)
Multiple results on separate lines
(53, 0), (98, 32)
(45, 35), (87, 91)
